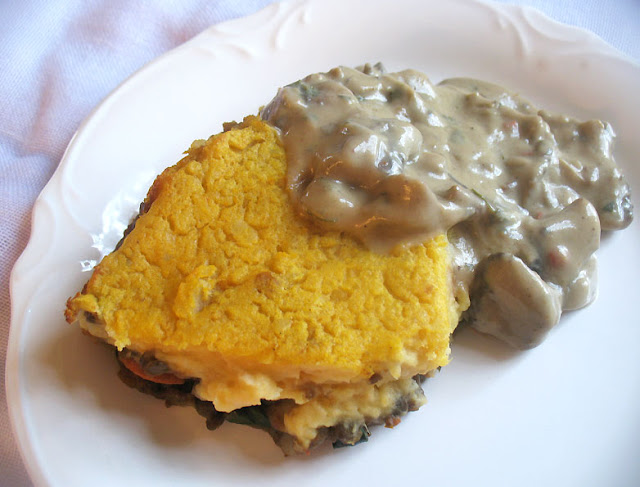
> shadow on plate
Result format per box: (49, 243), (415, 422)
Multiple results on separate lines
(451, 323), (521, 363)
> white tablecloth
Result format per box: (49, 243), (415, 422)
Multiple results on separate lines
(1, 1), (638, 485)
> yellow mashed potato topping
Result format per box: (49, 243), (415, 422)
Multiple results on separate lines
(66, 116), (467, 451)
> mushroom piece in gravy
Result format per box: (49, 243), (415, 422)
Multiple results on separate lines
(261, 63), (633, 349)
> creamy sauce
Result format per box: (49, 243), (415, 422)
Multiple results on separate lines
(261, 64), (633, 349)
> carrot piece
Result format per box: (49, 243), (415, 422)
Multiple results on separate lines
(119, 355), (185, 385)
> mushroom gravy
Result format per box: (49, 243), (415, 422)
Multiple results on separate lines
(261, 64), (633, 349)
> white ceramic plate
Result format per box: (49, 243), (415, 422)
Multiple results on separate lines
(7, 0), (640, 486)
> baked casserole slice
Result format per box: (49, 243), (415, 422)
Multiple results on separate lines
(65, 116), (468, 454)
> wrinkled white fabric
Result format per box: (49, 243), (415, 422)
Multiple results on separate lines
(0, 1), (637, 485)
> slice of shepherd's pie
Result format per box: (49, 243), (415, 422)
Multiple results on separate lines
(65, 116), (468, 454)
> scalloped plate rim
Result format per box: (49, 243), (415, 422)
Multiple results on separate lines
(7, 1), (640, 486)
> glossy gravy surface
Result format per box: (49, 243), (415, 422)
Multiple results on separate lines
(262, 64), (633, 349)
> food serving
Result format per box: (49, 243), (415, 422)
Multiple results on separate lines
(65, 64), (633, 454)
